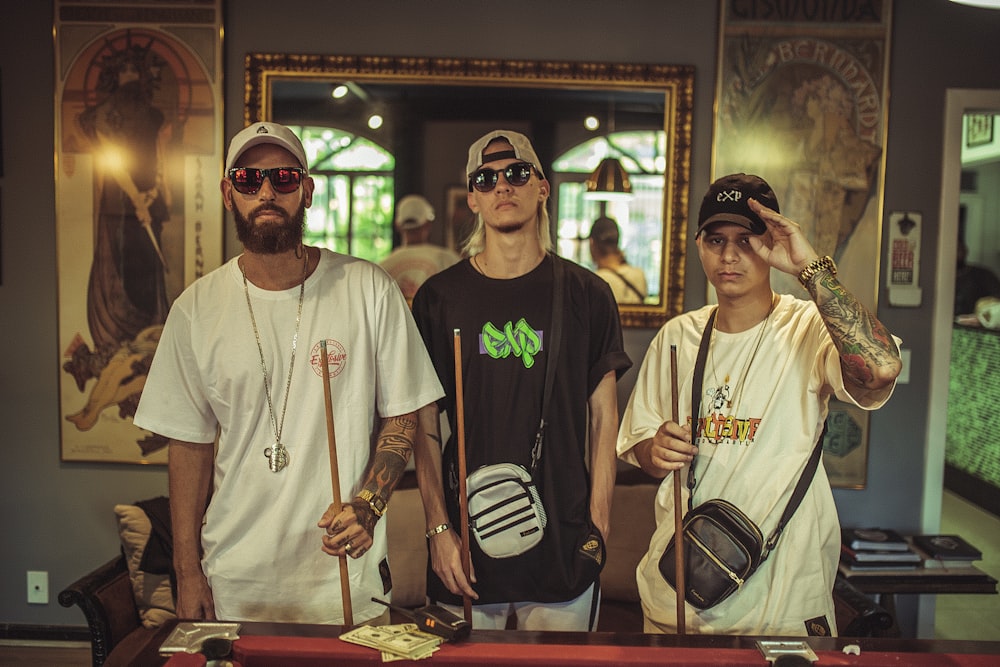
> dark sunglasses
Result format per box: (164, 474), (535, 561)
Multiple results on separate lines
(228, 167), (306, 195)
(468, 162), (536, 193)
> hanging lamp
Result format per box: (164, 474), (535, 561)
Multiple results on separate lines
(585, 157), (633, 201)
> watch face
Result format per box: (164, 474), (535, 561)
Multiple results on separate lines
(362, 490), (386, 516)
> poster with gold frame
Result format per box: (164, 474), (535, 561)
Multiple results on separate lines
(55, 1), (224, 463)
(713, 0), (893, 488)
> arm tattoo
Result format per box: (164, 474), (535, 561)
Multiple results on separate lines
(809, 272), (899, 388)
(355, 413), (416, 536)
(349, 499), (378, 537)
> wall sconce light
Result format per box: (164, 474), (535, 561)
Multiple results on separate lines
(950, 0), (1000, 8)
(584, 157), (633, 201)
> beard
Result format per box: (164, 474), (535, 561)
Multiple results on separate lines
(234, 202), (306, 254)
(492, 219), (528, 235)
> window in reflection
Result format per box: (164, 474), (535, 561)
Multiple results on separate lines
(290, 125), (396, 263)
(553, 131), (665, 303)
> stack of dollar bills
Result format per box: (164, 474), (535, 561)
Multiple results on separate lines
(340, 623), (444, 662)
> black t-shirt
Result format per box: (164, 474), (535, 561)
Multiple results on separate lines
(411, 254), (632, 604)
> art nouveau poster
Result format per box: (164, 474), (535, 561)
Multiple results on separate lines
(55, 1), (224, 463)
(713, 0), (893, 487)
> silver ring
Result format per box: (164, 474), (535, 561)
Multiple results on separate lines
(345, 542), (352, 553)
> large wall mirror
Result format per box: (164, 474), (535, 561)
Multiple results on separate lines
(245, 53), (693, 327)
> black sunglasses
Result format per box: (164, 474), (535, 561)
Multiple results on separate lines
(468, 162), (536, 193)
(228, 167), (306, 195)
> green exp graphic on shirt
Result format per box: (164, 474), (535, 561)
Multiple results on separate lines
(481, 318), (543, 369)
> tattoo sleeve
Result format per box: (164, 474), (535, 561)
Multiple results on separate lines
(808, 272), (901, 389)
(355, 412), (416, 533)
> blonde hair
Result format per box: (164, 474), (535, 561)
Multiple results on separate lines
(462, 201), (553, 256)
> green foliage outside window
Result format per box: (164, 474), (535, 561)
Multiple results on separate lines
(289, 126), (395, 264)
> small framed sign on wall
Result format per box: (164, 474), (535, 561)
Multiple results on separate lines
(966, 113), (994, 148)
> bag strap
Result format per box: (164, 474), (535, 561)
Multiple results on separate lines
(762, 423), (826, 560)
(613, 269), (646, 301)
(530, 255), (564, 474)
(685, 306), (826, 560)
(686, 308), (716, 510)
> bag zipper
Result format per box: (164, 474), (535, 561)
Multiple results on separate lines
(687, 531), (746, 588)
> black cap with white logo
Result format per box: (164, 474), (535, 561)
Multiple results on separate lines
(696, 173), (779, 236)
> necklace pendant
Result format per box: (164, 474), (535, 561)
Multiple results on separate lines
(265, 442), (289, 472)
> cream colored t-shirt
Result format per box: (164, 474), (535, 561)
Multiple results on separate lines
(618, 295), (898, 636)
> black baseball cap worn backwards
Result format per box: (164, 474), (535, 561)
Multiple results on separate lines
(696, 173), (779, 237)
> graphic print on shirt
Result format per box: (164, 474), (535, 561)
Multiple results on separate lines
(695, 379), (762, 445)
(479, 318), (543, 369)
(310, 338), (348, 377)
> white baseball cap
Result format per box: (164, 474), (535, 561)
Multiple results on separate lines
(225, 122), (308, 173)
(395, 195), (435, 230)
(466, 130), (545, 179)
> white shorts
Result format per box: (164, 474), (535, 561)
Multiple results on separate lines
(434, 582), (600, 631)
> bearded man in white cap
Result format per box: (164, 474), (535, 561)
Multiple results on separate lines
(410, 129), (632, 631)
(379, 194), (460, 301)
(134, 121), (443, 625)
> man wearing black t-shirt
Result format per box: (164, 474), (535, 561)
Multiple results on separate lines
(410, 130), (632, 630)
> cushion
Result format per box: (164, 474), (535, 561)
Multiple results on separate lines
(114, 504), (177, 628)
(601, 483), (658, 602)
(385, 487), (428, 607)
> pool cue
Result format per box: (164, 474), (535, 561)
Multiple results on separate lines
(670, 344), (686, 635)
(453, 329), (473, 624)
(320, 339), (354, 629)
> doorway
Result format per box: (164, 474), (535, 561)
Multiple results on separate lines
(922, 89), (1000, 638)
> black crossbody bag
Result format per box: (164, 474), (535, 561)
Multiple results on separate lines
(658, 308), (826, 610)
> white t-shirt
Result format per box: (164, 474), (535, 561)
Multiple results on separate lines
(596, 264), (647, 304)
(379, 244), (461, 300)
(134, 249), (443, 624)
(617, 294), (898, 636)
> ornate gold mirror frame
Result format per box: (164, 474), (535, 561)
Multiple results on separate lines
(245, 53), (693, 327)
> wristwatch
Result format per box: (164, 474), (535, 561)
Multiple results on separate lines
(797, 255), (837, 288)
(357, 489), (387, 518)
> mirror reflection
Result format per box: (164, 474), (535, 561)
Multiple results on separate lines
(246, 53), (693, 326)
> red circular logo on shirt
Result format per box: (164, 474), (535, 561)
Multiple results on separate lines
(311, 339), (347, 377)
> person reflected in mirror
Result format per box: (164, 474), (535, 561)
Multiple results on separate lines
(954, 240), (1000, 316)
(379, 194), (461, 302)
(133, 122), (444, 626)
(588, 216), (648, 304)
(410, 130), (632, 631)
(618, 173), (902, 637)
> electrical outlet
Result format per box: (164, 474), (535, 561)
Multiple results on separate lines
(27, 571), (48, 604)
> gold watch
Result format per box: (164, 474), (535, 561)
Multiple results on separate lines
(797, 255), (837, 288)
(357, 489), (387, 518)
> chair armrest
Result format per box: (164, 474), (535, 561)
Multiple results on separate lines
(59, 554), (141, 667)
(833, 575), (895, 637)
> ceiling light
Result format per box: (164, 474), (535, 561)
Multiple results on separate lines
(584, 157), (633, 201)
(950, 0), (1000, 7)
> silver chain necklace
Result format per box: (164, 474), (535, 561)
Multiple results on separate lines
(241, 250), (308, 472)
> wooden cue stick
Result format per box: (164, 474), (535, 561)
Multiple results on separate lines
(320, 339), (354, 629)
(453, 329), (473, 623)
(670, 344), (686, 635)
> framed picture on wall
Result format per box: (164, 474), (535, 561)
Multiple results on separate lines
(712, 0), (894, 488)
(445, 185), (473, 255)
(966, 113), (994, 148)
(54, 1), (225, 464)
